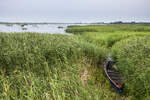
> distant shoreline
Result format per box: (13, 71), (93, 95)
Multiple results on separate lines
(0, 21), (150, 25)
(0, 22), (103, 25)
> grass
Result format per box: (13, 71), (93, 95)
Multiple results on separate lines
(0, 24), (150, 100)
(111, 36), (150, 99)
(66, 24), (150, 33)
(0, 33), (120, 100)
(67, 24), (150, 100)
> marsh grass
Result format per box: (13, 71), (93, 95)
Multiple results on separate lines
(66, 24), (150, 34)
(1, 24), (150, 99)
(67, 24), (150, 100)
(0, 33), (117, 100)
(111, 36), (150, 99)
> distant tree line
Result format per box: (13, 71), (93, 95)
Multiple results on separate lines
(110, 21), (150, 25)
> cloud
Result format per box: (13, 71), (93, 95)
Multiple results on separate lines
(0, 0), (149, 22)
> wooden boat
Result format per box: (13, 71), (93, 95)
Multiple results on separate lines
(104, 60), (124, 93)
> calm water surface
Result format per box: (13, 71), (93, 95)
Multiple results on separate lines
(0, 23), (92, 34)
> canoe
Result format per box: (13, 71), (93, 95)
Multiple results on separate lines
(104, 60), (124, 93)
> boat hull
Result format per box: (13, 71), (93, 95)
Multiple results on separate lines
(104, 60), (124, 93)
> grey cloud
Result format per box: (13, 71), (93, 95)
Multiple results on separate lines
(0, 0), (150, 22)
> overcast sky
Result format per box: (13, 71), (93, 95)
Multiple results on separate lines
(0, 0), (150, 22)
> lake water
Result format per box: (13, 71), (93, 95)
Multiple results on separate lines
(0, 23), (93, 34)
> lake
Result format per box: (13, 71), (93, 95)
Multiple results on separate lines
(0, 23), (95, 34)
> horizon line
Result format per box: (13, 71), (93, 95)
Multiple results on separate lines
(0, 21), (150, 24)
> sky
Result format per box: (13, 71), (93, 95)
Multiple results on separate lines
(0, 0), (150, 23)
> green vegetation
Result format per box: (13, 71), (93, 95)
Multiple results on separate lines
(111, 36), (150, 99)
(0, 24), (150, 100)
(0, 33), (117, 100)
(67, 24), (150, 100)
(66, 24), (150, 33)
